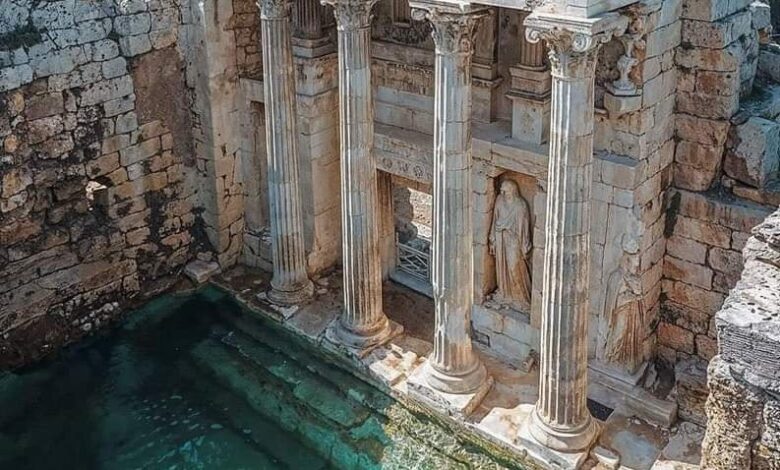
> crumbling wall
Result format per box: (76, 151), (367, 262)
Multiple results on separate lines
(661, 0), (778, 421)
(0, 0), (237, 368)
(700, 209), (780, 469)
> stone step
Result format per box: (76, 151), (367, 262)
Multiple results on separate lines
(220, 329), (371, 429)
(210, 307), (517, 469)
(190, 338), (389, 469)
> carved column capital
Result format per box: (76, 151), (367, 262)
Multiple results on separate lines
(257, 0), (291, 20)
(524, 12), (628, 79)
(321, 0), (378, 30)
(409, 4), (488, 55)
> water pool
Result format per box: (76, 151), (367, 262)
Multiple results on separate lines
(0, 287), (518, 470)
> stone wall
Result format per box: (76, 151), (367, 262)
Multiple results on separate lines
(0, 0), (249, 368)
(659, 0), (779, 422)
(700, 209), (780, 469)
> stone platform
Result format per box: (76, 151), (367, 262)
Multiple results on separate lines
(211, 266), (703, 470)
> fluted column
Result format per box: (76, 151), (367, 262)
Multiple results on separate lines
(410, 5), (488, 395)
(524, 12), (627, 452)
(259, 0), (314, 305)
(323, 0), (396, 351)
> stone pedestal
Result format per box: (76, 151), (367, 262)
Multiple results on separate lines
(323, 0), (400, 355)
(406, 2), (492, 414)
(520, 11), (627, 454)
(258, 0), (315, 306)
(507, 17), (551, 145)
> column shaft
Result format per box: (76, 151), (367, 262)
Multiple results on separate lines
(524, 13), (626, 452)
(415, 6), (488, 395)
(325, 0), (394, 349)
(259, 0), (314, 305)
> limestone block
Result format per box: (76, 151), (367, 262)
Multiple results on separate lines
(676, 114), (730, 147)
(675, 41), (743, 72)
(664, 256), (713, 289)
(681, 0), (749, 21)
(758, 44), (780, 82)
(701, 358), (763, 469)
(659, 322), (695, 354)
(508, 94), (550, 145)
(119, 34), (152, 57)
(723, 117), (780, 189)
(750, 1), (772, 33)
(666, 236), (707, 264)
(681, 11), (752, 49)
(675, 357), (709, 426)
(604, 92), (641, 117)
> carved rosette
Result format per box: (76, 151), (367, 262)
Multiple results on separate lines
(321, 0), (378, 30)
(257, 0), (291, 20)
(411, 7), (486, 55)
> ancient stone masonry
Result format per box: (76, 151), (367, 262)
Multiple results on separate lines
(0, 0), (195, 367)
(700, 209), (780, 469)
(660, 0), (780, 424)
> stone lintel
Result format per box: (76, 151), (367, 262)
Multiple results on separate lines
(407, 361), (494, 419)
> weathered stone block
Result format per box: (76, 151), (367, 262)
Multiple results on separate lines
(723, 117), (780, 189)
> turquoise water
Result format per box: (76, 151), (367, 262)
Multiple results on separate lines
(0, 288), (516, 470)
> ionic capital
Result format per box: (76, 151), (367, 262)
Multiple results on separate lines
(321, 0), (378, 30)
(524, 12), (628, 79)
(409, 3), (488, 56)
(257, 0), (291, 20)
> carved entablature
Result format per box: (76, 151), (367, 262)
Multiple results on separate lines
(524, 12), (628, 79)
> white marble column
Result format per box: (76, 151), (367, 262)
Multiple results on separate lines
(323, 0), (397, 352)
(523, 12), (627, 452)
(259, 0), (314, 305)
(409, 4), (489, 398)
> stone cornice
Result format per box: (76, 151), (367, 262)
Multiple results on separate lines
(524, 11), (628, 79)
(320, 0), (379, 30)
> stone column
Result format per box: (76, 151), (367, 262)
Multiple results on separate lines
(523, 12), (627, 452)
(258, 0), (315, 305)
(323, 0), (398, 353)
(407, 3), (490, 402)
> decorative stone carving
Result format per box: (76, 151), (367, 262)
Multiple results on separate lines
(257, 0), (291, 20)
(521, 11), (628, 453)
(489, 179), (532, 312)
(258, 0), (315, 305)
(608, 18), (644, 96)
(595, 261), (645, 377)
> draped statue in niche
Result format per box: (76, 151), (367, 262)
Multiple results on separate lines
(489, 179), (532, 311)
(596, 258), (645, 377)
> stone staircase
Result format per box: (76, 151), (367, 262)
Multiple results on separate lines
(190, 306), (518, 470)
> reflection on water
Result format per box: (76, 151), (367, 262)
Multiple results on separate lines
(0, 288), (515, 470)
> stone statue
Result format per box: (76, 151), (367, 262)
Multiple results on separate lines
(596, 262), (645, 377)
(489, 180), (532, 311)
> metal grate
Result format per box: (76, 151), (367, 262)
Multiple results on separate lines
(396, 235), (430, 283)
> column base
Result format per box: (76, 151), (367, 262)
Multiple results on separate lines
(324, 316), (403, 359)
(527, 407), (599, 453)
(407, 360), (493, 418)
(514, 411), (596, 470)
(268, 279), (315, 306)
